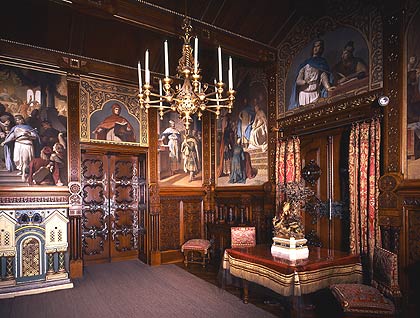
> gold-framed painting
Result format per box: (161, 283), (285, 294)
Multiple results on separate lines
(278, 8), (383, 117)
(79, 76), (148, 147)
(158, 113), (202, 187)
(215, 66), (269, 187)
(0, 62), (68, 187)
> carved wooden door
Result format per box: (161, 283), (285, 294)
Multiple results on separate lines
(300, 128), (349, 251)
(81, 152), (146, 264)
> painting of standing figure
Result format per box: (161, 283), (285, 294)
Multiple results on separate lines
(216, 69), (268, 187)
(0, 63), (67, 187)
(158, 113), (202, 186)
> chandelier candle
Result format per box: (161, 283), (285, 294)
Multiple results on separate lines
(194, 37), (198, 74)
(137, 61), (142, 93)
(164, 40), (169, 78)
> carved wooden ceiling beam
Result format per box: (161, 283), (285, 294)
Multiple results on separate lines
(70, 0), (276, 63)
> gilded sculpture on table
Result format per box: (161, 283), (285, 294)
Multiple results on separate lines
(272, 201), (305, 240)
(271, 181), (313, 260)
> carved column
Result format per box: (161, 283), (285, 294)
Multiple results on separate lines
(67, 75), (83, 278)
(148, 108), (161, 265)
(266, 63), (278, 238)
(383, 7), (404, 174)
(380, 2), (407, 300)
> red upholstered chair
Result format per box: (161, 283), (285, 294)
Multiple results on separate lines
(230, 226), (256, 248)
(330, 246), (402, 317)
(181, 239), (211, 268)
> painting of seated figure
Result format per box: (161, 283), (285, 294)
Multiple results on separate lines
(285, 27), (370, 113)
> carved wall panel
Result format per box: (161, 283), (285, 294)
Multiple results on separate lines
(160, 197), (181, 251)
(182, 200), (203, 242)
(383, 11), (403, 174)
(159, 196), (204, 251)
(406, 209), (420, 264)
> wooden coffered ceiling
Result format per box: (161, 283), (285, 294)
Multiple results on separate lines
(0, 0), (328, 78)
(66, 0), (315, 62)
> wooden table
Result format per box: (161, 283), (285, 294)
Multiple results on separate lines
(223, 245), (363, 317)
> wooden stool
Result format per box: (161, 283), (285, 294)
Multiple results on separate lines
(181, 239), (211, 267)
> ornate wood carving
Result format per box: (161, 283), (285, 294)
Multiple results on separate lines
(159, 197), (180, 251)
(81, 153), (141, 263)
(302, 159), (322, 186)
(67, 76), (81, 182)
(183, 201), (203, 242)
(403, 198), (420, 207)
(79, 77), (148, 146)
(210, 115), (216, 186)
(378, 173), (402, 209)
(159, 196), (203, 251)
(202, 112), (211, 186)
(278, 93), (381, 135)
(148, 109), (158, 184)
(383, 10), (403, 173)
(379, 192), (399, 209)
(0, 196), (68, 206)
(407, 210), (420, 264)
(267, 64), (277, 184)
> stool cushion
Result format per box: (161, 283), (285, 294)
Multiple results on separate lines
(181, 239), (211, 254)
(330, 283), (395, 315)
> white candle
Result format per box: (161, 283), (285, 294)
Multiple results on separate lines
(228, 56), (233, 90)
(194, 37), (199, 74)
(159, 79), (163, 106)
(145, 49), (150, 84)
(218, 46), (222, 83)
(164, 41), (169, 78)
(137, 61), (143, 93)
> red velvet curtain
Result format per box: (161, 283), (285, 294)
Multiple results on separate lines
(276, 136), (301, 211)
(348, 118), (381, 275)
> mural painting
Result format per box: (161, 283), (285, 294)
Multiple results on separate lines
(216, 69), (268, 187)
(79, 78), (148, 147)
(0, 64), (67, 186)
(158, 113), (202, 186)
(285, 27), (369, 112)
(90, 101), (139, 143)
(407, 10), (420, 179)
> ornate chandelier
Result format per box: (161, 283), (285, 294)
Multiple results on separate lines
(137, 17), (235, 131)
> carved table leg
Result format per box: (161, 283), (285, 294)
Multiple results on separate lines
(242, 279), (249, 304)
(290, 295), (302, 318)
